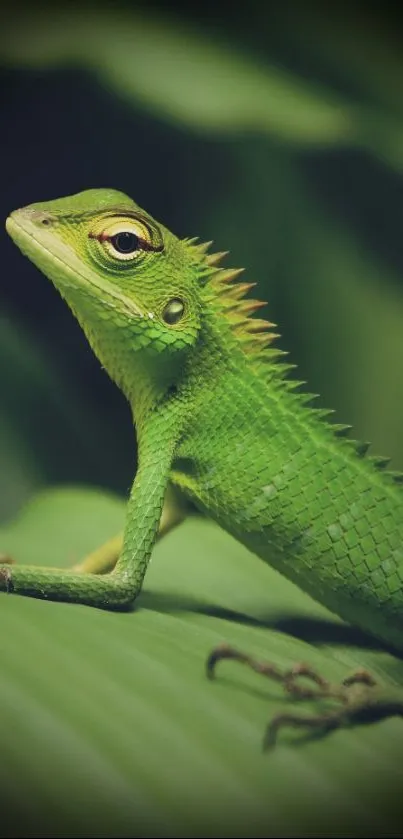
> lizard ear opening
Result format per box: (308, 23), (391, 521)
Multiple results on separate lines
(162, 298), (185, 325)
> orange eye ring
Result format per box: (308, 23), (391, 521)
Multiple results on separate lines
(89, 216), (163, 261)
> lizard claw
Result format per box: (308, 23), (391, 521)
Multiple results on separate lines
(206, 643), (403, 749)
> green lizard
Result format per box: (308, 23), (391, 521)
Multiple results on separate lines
(5, 188), (403, 743)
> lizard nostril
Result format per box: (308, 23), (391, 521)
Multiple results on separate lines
(24, 209), (54, 226)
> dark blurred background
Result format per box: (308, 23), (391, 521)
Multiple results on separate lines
(1, 0), (403, 520)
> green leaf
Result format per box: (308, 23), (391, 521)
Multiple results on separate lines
(1, 488), (403, 837)
(0, 7), (351, 145)
(1, 6), (403, 169)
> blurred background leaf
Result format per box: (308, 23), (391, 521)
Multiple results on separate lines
(2, 3), (403, 168)
(0, 0), (403, 835)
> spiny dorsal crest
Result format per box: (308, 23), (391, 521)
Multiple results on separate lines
(187, 240), (403, 488)
(195, 241), (281, 357)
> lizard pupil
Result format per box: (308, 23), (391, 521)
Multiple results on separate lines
(111, 231), (139, 254)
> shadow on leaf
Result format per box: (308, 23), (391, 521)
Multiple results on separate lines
(138, 589), (389, 653)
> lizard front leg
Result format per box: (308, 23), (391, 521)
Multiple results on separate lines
(71, 483), (189, 575)
(0, 413), (178, 608)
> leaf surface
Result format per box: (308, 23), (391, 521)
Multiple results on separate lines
(0, 488), (402, 837)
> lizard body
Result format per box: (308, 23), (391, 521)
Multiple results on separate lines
(4, 189), (403, 660)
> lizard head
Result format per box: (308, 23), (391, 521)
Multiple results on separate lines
(6, 189), (205, 413)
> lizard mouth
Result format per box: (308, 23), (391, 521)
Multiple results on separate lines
(6, 212), (144, 319)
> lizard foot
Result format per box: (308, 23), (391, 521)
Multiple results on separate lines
(206, 643), (403, 750)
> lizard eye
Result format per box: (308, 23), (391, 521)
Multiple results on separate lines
(110, 231), (139, 255)
(89, 216), (162, 263)
(162, 298), (185, 325)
